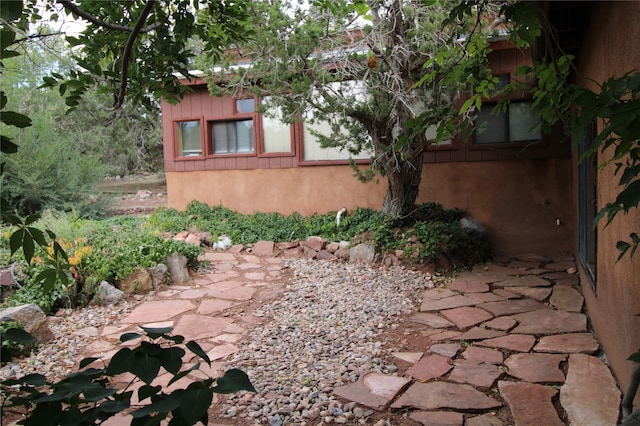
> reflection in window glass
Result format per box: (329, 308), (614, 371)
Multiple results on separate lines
(176, 120), (202, 156)
(475, 107), (507, 144)
(212, 120), (254, 154)
(510, 102), (541, 141)
(262, 97), (291, 153)
(236, 99), (255, 113)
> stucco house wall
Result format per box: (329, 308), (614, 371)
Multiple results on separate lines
(571, 0), (640, 405)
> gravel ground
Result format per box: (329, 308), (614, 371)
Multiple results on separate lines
(218, 258), (434, 425)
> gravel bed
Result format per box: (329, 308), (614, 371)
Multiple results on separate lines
(220, 258), (434, 425)
(0, 301), (138, 383)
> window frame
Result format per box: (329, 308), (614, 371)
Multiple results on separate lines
(173, 117), (205, 160)
(255, 97), (296, 157)
(473, 100), (542, 146)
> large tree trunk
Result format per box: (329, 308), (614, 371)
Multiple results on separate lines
(379, 149), (425, 217)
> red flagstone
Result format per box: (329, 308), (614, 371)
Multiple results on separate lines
(491, 289), (519, 299)
(449, 360), (503, 388)
(493, 275), (552, 287)
(477, 334), (536, 352)
(121, 300), (196, 324)
(483, 316), (516, 331)
(178, 288), (217, 299)
(504, 353), (566, 383)
(441, 306), (494, 329)
(498, 381), (564, 426)
(467, 292), (507, 303)
(420, 294), (478, 311)
(199, 252), (237, 262)
(236, 262), (262, 270)
(207, 343), (240, 361)
(506, 286), (552, 301)
(511, 310), (587, 334)
(333, 373), (411, 410)
(239, 254), (260, 263)
(249, 240), (274, 256)
(462, 346), (504, 365)
(560, 354), (622, 426)
(549, 285), (584, 312)
(409, 411), (464, 426)
(477, 298), (549, 316)
(533, 333), (599, 354)
(408, 312), (455, 328)
(427, 330), (462, 341)
(545, 260), (576, 271)
(429, 343), (461, 358)
(391, 382), (501, 410)
(197, 299), (238, 315)
(392, 352), (423, 364)
(446, 279), (490, 293)
(465, 413), (504, 426)
(406, 354), (452, 381)
(172, 314), (234, 341)
(244, 271), (266, 280)
(454, 327), (505, 341)
(208, 285), (256, 301)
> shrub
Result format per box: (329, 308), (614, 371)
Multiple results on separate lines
(0, 321), (38, 362)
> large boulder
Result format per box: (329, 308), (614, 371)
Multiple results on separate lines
(166, 252), (190, 285)
(349, 243), (379, 263)
(148, 263), (168, 289)
(118, 268), (154, 294)
(0, 304), (54, 342)
(91, 281), (126, 306)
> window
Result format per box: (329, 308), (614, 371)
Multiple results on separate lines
(475, 101), (541, 144)
(211, 120), (254, 154)
(176, 120), (202, 156)
(261, 96), (292, 153)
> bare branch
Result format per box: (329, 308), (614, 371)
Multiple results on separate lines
(57, 0), (162, 33)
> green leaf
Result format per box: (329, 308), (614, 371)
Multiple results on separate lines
(16, 373), (47, 386)
(137, 384), (161, 402)
(22, 400), (62, 426)
(157, 346), (185, 374)
(3, 327), (37, 343)
(213, 369), (256, 394)
(83, 385), (117, 402)
(100, 399), (130, 414)
(130, 350), (162, 384)
(23, 230), (35, 262)
(106, 348), (135, 376)
(79, 357), (100, 369)
(0, 2), (22, 23)
(1, 135), (18, 154)
(177, 386), (214, 425)
(120, 332), (142, 342)
(629, 351), (640, 364)
(0, 110), (32, 128)
(9, 228), (24, 255)
(186, 341), (211, 366)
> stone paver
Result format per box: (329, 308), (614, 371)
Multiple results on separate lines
(391, 382), (502, 410)
(511, 309), (587, 334)
(504, 353), (566, 383)
(406, 354), (452, 381)
(332, 373), (411, 410)
(120, 299), (195, 323)
(533, 333), (599, 354)
(441, 306), (493, 329)
(499, 381), (564, 426)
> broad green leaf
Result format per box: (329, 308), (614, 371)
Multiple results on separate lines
(157, 346), (185, 374)
(79, 357), (100, 369)
(0, 1), (22, 22)
(0, 110), (32, 128)
(186, 341), (211, 366)
(629, 351), (640, 363)
(120, 332), (142, 342)
(130, 350), (162, 385)
(138, 384), (162, 401)
(106, 348), (135, 376)
(213, 369), (256, 394)
(1, 135), (18, 153)
(9, 228), (24, 256)
(178, 386), (214, 425)
(22, 400), (62, 426)
(16, 373), (47, 386)
(83, 385), (117, 402)
(99, 399), (130, 414)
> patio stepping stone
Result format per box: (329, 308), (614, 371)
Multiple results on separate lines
(477, 334), (536, 352)
(429, 343), (461, 358)
(406, 354), (452, 381)
(441, 306), (494, 329)
(483, 316), (517, 331)
(462, 346), (504, 365)
(197, 299), (238, 315)
(549, 285), (584, 312)
(504, 353), (566, 383)
(506, 286), (552, 301)
(421, 294), (477, 311)
(455, 327), (505, 341)
(533, 333), (599, 354)
(465, 413), (504, 426)
(391, 352), (423, 364)
(511, 310), (587, 334)
(560, 354), (622, 426)
(172, 314), (234, 341)
(391, 382), (501, 411)
(207, 285), (256, 301)
(467, 292), (507, 303)
(207, 343), (240, 361)
(408, 312), (455, 328)
(446, 279), (490, 293)
(409, 411), (464, 425)
(121, 299), (195, 323)
(498, 381), (564, 426)
(478, 298), (549, 316)
(332, 372), (411, 410)
(448, 360), (503, 388)
(493, 275), (552, 287)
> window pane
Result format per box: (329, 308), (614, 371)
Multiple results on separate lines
(510, 102), (541, 142)
(475, 107), (507, 144)
(212, 120), (254, 154)
(176, 120), (201, 156)
(236, 98), (255, 113)
(262, 97), (292, 153)
(235, 120), (254, 152)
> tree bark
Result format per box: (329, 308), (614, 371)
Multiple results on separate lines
(379, 148), (425, 217)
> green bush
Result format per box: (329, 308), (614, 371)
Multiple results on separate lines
(0, 115), (109, 219)
(7, 265), (68, 314)
(0, 321), (38, 362)
(414, 220), (490, 265)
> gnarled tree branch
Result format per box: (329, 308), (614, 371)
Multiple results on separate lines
(58, 0), (162, 33)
